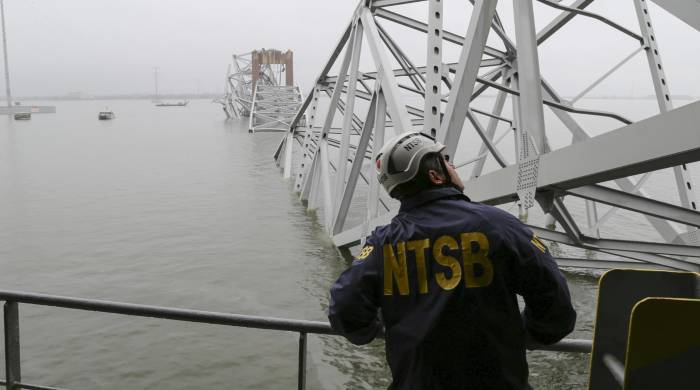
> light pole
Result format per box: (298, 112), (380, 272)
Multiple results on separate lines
(1, 0), (12, 108)
(154, 66), (159, 102)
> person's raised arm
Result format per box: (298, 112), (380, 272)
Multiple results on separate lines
(328, 239), (382, 345)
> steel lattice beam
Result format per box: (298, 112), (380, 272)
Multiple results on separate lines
(466, 101), (700, 204)
(266, 0), (700, 272)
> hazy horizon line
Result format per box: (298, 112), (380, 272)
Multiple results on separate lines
(2, 93), (697, 102)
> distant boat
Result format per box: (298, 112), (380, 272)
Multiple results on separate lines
(13, 112), (30, 120)
(13, 101), (20, 106)
(155, 100), (189, 107)
(98, 111), (115, 120)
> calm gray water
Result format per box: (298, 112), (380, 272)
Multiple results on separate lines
(1, 98), (619, 389)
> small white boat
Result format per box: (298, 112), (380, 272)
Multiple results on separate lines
(13, 112), (31, 120)
(98, 111), (115, 120)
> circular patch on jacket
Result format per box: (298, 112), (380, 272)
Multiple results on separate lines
(356, 245), (374, 261)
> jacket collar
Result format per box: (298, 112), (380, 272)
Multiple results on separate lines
(399, 186), (469, 212)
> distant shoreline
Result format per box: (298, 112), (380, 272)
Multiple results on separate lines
(1, 93), (220, 102)
(2, 94), (696, 102)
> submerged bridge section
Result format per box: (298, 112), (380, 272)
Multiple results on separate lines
(272, 0), (700, 272)
(248, 84), (303, 133)
(216, 49), (302, 132)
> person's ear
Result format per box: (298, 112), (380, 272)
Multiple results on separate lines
(427, 169), (445, 185)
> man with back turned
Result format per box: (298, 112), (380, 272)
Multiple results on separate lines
(328, 132), (576, 389)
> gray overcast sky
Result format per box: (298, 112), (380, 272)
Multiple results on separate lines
(2, 0), (357, 96)
(2, 0), (699, 97)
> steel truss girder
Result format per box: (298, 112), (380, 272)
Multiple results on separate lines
(537, 0), (642, 43)
(271, 0), (700, 273)
(371, 0), (425, 8)
(563, 185), (700, 228)
(373, 8), (505, 59)
(633, 0), (699, 242)
(530, 226), (699, 271)
(440, 0), (499, 157)
(360, 7), (411, 135)
(553, 258), (674, 271)
(539, 78), (681, 243)
(333, 92), (378, 235)
(466, 101), (700, 204)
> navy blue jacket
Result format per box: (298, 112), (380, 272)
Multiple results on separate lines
(328, 187), (576, 390)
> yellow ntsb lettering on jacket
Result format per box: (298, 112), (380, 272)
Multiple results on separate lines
(383, 233), (494, 296)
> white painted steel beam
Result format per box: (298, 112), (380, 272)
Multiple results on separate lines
(423, 0), (443, 137)
(439, 0), (498, 157)
(283, 132), (294, 178)
(376, 22), (426, 94)
(599, 249), (697, 271)
(373, 8), (505, 58)
(295, 87), (321, 193)
(372, 0), (426, 8)
(553, 258), (674, 271)
(367, 89), (389, 238)
(513, 0), (546, 154)
(1, 0), (12, 108)
(332, 23), (365, 233)
(564, 185), (700, 228)
(540, 78), (681, 243)
(333, 92), (378, 235)
(465, 101), (700, 204)
(466, 109), (508, 167)
(537, 0), (642, 42)
(634, 0), (699, 244)
(471, 80), (510, 178)
(320, 33), (355, 140)
(360, 8), (412, 135)
(545, 197), (584, 244)
(530, 226), (700, 271)
(570, 47), (644, 104)
(536, 0), (595, 44)
(319, 141), (335, 230)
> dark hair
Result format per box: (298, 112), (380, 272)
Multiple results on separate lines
(390, 152), (448, 199)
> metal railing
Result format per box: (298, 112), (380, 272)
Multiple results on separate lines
(1, 289), (592, 390)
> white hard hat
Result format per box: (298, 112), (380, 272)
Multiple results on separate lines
(375, 132), (446, 196)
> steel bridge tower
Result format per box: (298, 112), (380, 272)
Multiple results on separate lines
(273, 0), (700, 272)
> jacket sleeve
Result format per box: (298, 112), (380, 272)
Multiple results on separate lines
(499, 214), (577, 345)
(328, 238), (382, 345)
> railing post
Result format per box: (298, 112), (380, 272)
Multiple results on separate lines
(297, 332), (307, 390)
(4, 301), (21, 390)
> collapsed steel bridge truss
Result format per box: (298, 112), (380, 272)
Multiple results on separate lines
(249, 84), (304, 133)
(216, 52), (253, 119)
(217, 49), (303, 132)
(274, 0), (700, 271)
(216, 50), (293, 120)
